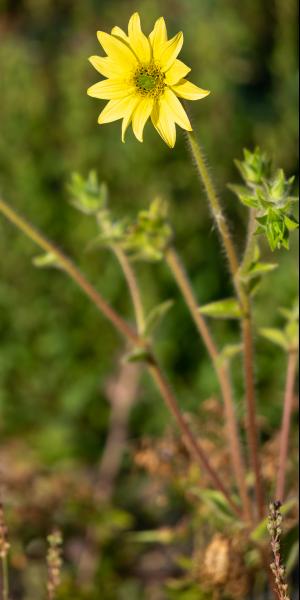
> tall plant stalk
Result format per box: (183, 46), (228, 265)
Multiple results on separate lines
(276, 349), (298, 503)
(112, 244), (145, 334)
(166, 247), (252, 522)
(0, 197), (241, 518)
(186, 129), (265, 519)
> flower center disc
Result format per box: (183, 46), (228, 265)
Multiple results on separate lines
(138, 73), (156, 91)
(134, 64), (165, 98)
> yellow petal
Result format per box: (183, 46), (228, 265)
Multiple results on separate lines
(156, 32), (183, 72)
(87, 78), (134, 100)
(111, 26), (129, 42)
(151, 100), (176, 148)
(165, 59), (191, 85)
(97, 31), (137, 71)
(122, 96), (140, 142)
(98, 96), (136, 124)
(132, 97), (154, 142)
(171, 79), (210, 100)
(149, 17), (167, 57)
(128, 12), (151, 62)
(163, 88), (192, 131)
(89, 56), (124, 78)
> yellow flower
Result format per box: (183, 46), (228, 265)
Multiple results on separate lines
(87, 13), (210, 148)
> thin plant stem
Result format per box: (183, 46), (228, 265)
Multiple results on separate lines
(275, 349), (298, 503)
(186, 130), (240, 280)
(111, 245), (145, 334)
(240, 208), (265, 520)
(148, 357), (242, 517)
(0, 198), (140, 347)
(242, 313), (265, 519)
(166, 246), (252, 522)
(186, 129), (265, 520)
(0, 197), (240, 518)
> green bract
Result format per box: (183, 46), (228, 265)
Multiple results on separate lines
(68, 171), (108, 215)
(229, 148), (299, 251)
(121, 198), (173, 262)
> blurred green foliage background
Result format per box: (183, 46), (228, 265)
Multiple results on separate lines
(0, 0), (298, 597)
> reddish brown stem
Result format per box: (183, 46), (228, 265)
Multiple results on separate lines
(0, 197), (240, 518)
(148, 358), (242, 518)
(275, 349), (298, 503)
(166, 247), (252, 522)
(186, 130), (264, 521)
(242, 315), (265, 520)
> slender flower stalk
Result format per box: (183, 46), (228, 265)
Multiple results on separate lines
(111, 245), (145, 334)
(185, 128), (265, 520)
(276, 349), (298, 503)
(166, 247), (252, 522)
(0, 197), (240, 517)
(242, 313), (265, 519)
(186, 130), (240, 280)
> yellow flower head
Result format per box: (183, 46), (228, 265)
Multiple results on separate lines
(87, 13), (210, 148)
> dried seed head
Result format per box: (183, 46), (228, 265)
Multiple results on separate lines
(47, 529), (63, 600)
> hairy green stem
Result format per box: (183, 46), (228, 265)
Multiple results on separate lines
(0, 197), (240, 517)
(186, 130), (240, 279)
(166, 247), (252, 522)
(276, 348), (298, 503)
(186, 129), (265, 520)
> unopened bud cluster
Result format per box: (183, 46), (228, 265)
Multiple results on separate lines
(68, 172), (173, 263)
(47, 529), (63, 600)
(267, 502), (290, 600)
(121, 198), (173, 261)
(230, 148), (298, 251)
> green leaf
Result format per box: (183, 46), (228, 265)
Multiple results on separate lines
(284, 214), (299, 231)
(259, 328), (289, 350)
(243, 261), (278, 280)
(199, 297), (242, 319)
(32, 252), (60, 269)
(190, 488), (236, 522)
(218, 344), (243, 366)
(128, 528), (174, 544)
(144, 299), (174, 336)
(286, 541), (299, 575)
(123, 347), (152, 363)
(227, 184), (259, 208)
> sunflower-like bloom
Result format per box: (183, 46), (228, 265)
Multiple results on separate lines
(87, 13), (210, 148)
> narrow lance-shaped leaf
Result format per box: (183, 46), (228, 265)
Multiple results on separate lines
(199, 297), (242, 319)
(259, 328), (289, 350)
(144, 299), (174, 336)
(32, 253), (61, 269)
